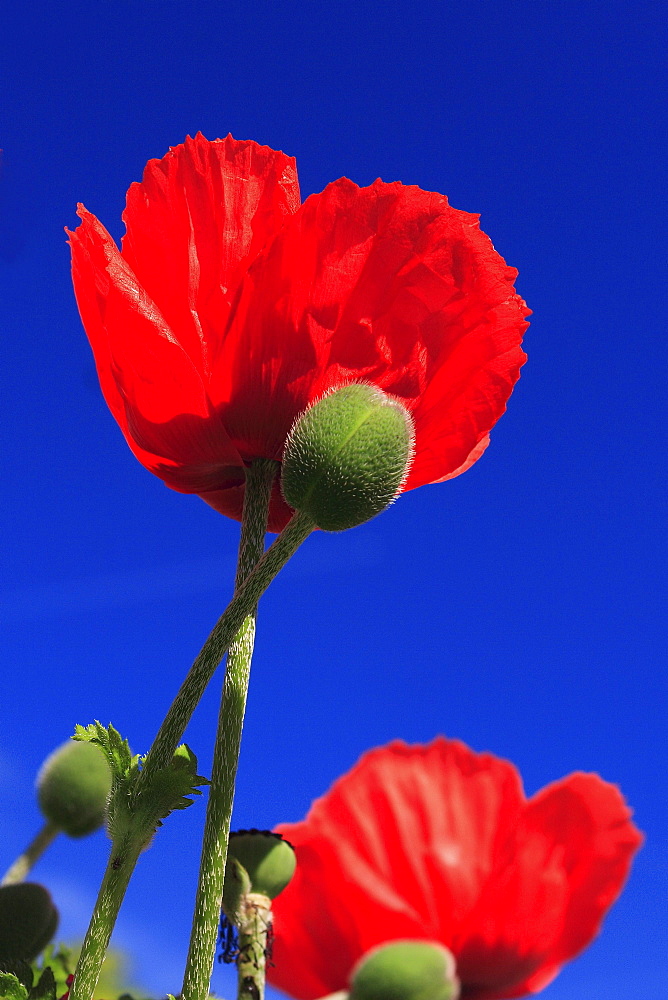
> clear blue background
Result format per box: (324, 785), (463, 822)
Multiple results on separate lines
(1, 2), (665, 997)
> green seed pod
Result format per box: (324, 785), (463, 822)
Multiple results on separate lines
(224, 830), (296, 905)
(281, 384), (414, 531)
(0, 883), (59, 964)
(37, 740), (112, 837)
(348, 941), (460, 1000)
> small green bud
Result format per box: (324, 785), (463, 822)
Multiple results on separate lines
(0, 883), (59, 964)
(223, 830), (296, 909)
(37, 740), (112, 837)
(282, 384), (414, 531)
(221, 856), (253, 926)
(348, 941), (460, 1000)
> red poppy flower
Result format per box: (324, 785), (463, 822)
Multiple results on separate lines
(68, 134), (529, 532)
(270, 738), (642, 999)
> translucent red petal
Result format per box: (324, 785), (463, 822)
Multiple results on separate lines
(269, 739), (642, 999)
(69, 136), (529, 526)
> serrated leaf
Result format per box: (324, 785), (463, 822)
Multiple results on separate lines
(74, 723), (143, 840)
(134, 744), (209, 839)
(73, 723), (139, 782)
(74, 726), (209, 846)
(0, 972), (29, 1000)
(0, 964), (31, 991)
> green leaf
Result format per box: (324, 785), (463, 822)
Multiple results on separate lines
(73, 723), (139, 783)
(74, 725), (209, 846)
(0, 973), (29, 1000)
(134, 744), (209, 839)
(74, 723), (142, 841)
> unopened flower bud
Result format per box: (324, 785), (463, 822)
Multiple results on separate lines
(37, 740), (112, 837)
(223, 830), (296, 912)
(282, 384), (414, 531)
(348, 941), (460, 1000)
(0, 883), (59, 963)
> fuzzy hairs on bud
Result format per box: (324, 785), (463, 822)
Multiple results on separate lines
(281, 384), (415, 532)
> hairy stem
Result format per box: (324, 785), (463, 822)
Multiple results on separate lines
(236, 893), (272, 1000)
(181, 459), (276, 1000)
(1, 822), (60, 885)
(68, 473), (313, 1000)
(141, 506), (314, 783)
(69, 834), (143, 1000)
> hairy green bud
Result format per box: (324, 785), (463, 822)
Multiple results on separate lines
(37, 740), (111, 837)
(348, 941), (460, 1000)
(282, 384), (414, 531)
(223, 830), (296, 914)
(0, 883), (59, 964)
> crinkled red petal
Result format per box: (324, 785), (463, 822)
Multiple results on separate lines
(70, 138), (528, 524)
(211, 178), (528, 483)
(68, 206), (244, 490)
(121, 133), (300, 380)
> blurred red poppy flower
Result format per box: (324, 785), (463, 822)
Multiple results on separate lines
(270, 738), (642, 999)
(69, 134), (529, 531)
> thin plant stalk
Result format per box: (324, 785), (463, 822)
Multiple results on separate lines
(181, 458), (276, 1000)
(235, 893), (272, 1000)
(140, 506), (314, 781)
(69, 486), (313, 1000)
(69, 831), (143, 1000)
(1, 821), (59, 885)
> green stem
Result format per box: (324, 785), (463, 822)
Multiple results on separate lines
(141, 506), (314, 782)
(1, 821), (60, 885)
(69, 479), (313, 1000)
(236, 893), (272, 1000)
(69, 834), (143, 1000)
(181, 459), (276, 1000)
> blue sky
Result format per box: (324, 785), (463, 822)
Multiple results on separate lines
(1, 2), (666, 997)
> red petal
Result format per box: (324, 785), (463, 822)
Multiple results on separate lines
(270, 743), (641, 1000)
(121, 133), (300, 379)
(68, 206), (244, 490)
(210, 178), (528, 478)
(453, 774), (643, 998)
(432, 435), (490, 483)
(270, 739), (526, 999)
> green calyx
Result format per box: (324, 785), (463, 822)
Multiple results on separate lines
(222, 830), (296, 918)
(37, 740), (112, 838)
(281, 384), (414, 531)
(348, 941), (460, 1000)
(0, 883), (59, 964)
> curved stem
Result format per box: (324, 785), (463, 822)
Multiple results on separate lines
(69, 479), (313, 1000)
(181, 459), (276, 1000)
(1, 821), (60, 885)
(141, 506), (314, 783)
